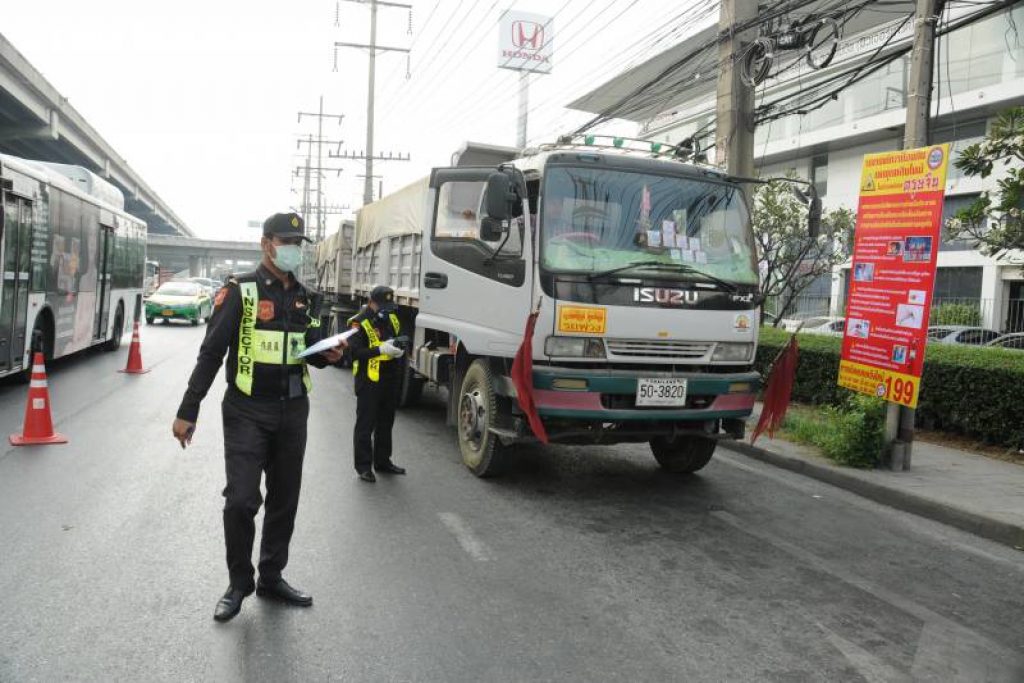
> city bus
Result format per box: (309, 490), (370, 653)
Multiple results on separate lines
(0, 153), (146, 379)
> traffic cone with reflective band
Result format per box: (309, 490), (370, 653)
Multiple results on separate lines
(10, 352), (68, 446)
(119, 321), (149, 374)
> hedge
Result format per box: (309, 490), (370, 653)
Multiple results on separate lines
(755, 327), (1024, 449)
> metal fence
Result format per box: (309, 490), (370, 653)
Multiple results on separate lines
(766, 295), (1024, 333)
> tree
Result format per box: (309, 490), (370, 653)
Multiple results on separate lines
(948, 106), (1024, 254)
(753, 175), (854, 327)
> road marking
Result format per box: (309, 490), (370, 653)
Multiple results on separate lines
(438, 512), (493, 562)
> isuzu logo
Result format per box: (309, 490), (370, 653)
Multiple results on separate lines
(512, 21), (546, 49)
(633, 287), (699, 306)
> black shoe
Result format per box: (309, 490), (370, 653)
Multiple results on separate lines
(376, 462), (406, 475)
(213, 585), (251, 622)
(358, 470), (376, 483)
(256, 578), (313, 607)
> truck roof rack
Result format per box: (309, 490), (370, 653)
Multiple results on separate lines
(533, 133), (710, 166)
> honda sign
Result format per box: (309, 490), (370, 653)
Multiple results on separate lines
(498, 10), (553, 74)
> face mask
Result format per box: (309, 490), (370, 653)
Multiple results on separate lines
(271, 244), (302, 273)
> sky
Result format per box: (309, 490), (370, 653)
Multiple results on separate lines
(4, 0), (703, 239)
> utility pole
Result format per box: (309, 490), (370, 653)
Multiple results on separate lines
(715, 0), (757, 181)
(335, 0), (411, 206)
(887, 0), (944, 470)
(298, 98), (344, 241)
(357, 174), (384, 202)
(517, 73), (530, 149)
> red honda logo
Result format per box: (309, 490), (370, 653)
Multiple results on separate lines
(512, 21), (545, 50)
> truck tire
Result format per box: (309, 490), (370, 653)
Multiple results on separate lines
(399, 362), (425, 408)
(650, 435), (716, 473)
(457, 360), (509, 478)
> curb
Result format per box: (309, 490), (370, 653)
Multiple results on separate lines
(722, 441), (1024, 550)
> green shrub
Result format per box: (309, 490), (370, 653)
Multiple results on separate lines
(757, 327), (1024, 449)
(783, 395), (887, 468)
(932, 302), (982, 326)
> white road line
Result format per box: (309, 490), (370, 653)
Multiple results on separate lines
(438, 512), (494, 562)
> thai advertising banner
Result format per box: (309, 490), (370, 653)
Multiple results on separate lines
(837, 144), (950, 408)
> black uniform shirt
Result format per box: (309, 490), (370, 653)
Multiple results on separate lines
(348, 307), (403, 382)
(176, 265), (328, 422)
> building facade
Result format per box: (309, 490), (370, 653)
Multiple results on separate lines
(575, 3), (1024, 332)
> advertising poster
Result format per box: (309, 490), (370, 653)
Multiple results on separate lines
(837, 144), (950, 408)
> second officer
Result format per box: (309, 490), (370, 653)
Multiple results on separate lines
(348, 285), (407, 482)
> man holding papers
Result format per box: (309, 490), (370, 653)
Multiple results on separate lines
(171, 212), (344, 623)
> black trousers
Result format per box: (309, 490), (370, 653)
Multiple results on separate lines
(353, 373), (400, 473)
(221, 388), (309, 592)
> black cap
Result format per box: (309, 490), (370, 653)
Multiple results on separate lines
(370, 285), (396, 308)
(263, 212), (311, 242)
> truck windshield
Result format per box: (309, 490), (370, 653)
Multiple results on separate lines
(541, 165), (758, 285)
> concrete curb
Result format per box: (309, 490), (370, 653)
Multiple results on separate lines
(722, 441), (1024, 550)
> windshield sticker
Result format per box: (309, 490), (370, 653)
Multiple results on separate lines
(734, 313), (752, 333)
(670, 249), (683, 261)
(646, 230), (662, 247)
(675, 235), (689, 249)
(695, 252), (708, 264)
(558, 306), (607, 334)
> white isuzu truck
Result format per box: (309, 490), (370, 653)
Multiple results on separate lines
(318, 138), (813, 477)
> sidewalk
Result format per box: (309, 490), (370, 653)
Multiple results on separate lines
(722, 410), (1024, 550)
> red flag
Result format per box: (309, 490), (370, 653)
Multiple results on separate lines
(751, 334), (798, 445)
(510, 310), (549, 444)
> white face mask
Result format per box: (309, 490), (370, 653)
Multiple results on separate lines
(271, 244), (302, 273)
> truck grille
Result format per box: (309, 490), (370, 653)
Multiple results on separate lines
(605, 339), (713, 360)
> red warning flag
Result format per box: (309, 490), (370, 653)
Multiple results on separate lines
(510, 309), (549, 445)
(751, 333), (799, 445)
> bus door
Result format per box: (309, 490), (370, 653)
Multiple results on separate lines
(0, 195), (33, 372)
(94, 224), (114, 340)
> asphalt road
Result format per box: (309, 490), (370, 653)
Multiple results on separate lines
(1, 323), (1022, 683)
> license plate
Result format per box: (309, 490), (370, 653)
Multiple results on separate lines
(162, 309), (174, 316)
(636, 378), (688, 407)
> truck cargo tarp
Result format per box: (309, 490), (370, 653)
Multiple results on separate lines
(355, 177), (430, 250)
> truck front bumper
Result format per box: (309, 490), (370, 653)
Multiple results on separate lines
(529, 366), (758, 422)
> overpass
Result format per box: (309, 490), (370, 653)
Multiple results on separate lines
(147, 234), (262, 278)
(0, 32), (192, 236)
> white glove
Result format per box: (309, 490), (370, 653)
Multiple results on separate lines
(380, 341), (404, 359)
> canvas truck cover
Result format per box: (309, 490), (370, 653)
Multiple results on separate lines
(355, 176), (431, 250)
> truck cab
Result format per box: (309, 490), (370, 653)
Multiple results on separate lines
(411, 140), (761, 477)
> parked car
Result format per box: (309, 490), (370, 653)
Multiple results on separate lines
(985, 332), (1024, 350)
(926, 326), (1000, 346)
(801, 316), (846, 336)
(145, 281), (213, 326)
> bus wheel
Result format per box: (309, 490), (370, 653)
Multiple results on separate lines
(146, 317), (155, 325)
(103, 304), (124, 352)
(17, 319), (53, 384)
(650, 434), (717, 473)
(457, 360), (509, 478)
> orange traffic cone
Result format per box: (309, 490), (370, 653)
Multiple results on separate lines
(10, 352), (68, 446)
(119, 321), (149, 374)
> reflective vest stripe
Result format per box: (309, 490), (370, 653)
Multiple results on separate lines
(236, 282), (314, 395)
(352, 312), (401, 383)
(236, 282), (257, 395)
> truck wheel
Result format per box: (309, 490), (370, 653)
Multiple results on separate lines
(146, 317), (154, 325)
(650, 435), (717, 473)
(457, 360), (509, 478)
(399, 362), (425, 408)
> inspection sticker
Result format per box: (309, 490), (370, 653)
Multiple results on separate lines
(558, 306), (607, 335)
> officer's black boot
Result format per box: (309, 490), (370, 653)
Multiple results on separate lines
(213, 585), (252, 622)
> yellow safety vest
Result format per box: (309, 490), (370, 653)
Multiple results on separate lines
(236, 281), (317, 396)
(352, 312), (401, 383)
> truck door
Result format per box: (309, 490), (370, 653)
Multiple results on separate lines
(93, 224), (114, 340)
(0, 194), (33, 372)
(420, 167), (533, 353)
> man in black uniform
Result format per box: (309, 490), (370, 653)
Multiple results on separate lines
(171, 212), (344, 623)
(348, 285), (407, 483)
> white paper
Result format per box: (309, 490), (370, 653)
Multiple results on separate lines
(689, 238), (702, 252)
(297, 328), (359, 359)
(662, 221), (676, 243)
(695, 251), (708, 264)
(675, 235), (689, 249)
(670, 249), (683, 261)
(682, 249), (695, 262)
(646, 230), (662, 247)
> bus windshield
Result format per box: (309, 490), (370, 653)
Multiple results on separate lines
(541, 165), (758, 285)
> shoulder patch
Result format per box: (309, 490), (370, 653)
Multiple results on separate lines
(214, 288), (228, 308)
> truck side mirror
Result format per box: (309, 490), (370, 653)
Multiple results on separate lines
(480, 216), (505, 242)
(486, 172), (512, 221)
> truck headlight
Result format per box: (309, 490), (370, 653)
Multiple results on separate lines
(544, 336), (606, 358)
(712, 342), (753, 362)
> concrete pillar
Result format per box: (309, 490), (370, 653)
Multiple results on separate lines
(189, 255), (201, 278)
(981, 264), (1002, 330)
